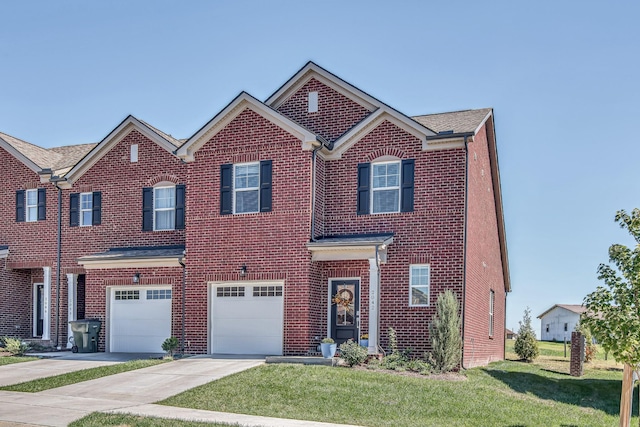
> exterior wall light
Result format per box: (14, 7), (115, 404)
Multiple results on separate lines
(240, 264), (247, 276)
(133, 273), (141, 284)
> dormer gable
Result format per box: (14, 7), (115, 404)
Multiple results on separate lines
(58, 115), (181, 189)
(176, 92), (320, 162)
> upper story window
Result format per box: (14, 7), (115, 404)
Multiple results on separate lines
(409, 264), (430, 307)
(70, 192), (102, 227)
(357, 159), (414, 215)
(142, 184), (185, 232)
(372, 161), (400, 213)
(16, 188), (46, 223)
(234, 163), (260, 214)
(220, 160), (272, 215)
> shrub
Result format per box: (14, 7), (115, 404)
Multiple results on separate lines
(428, 290), (462, 373)
(406, 358), (431, 374)
(575, 322), (597, 363)
(161, 337), (180, 357)
(321, 337), (335, 344)
(339, 339), (368, 367)
(4, 337), (30, 356)
(381, 327), (409, 370)
(514, 307), (539, 362)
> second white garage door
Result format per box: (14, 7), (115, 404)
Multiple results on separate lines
(211, 284), (284, 355)
(109, 287), (172, 353)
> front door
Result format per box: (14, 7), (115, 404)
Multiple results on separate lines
(34, 284), (44, 337)
(330, 280), (359, 345)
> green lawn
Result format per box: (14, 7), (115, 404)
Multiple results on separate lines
(0, 355), (39, 365)
(70, 413), (234, 427)
(0, 359), (165, 392)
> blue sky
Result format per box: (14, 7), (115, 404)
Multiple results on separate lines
(1, 1), (639, 336)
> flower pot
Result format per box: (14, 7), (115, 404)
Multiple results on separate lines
(320, 342), (337, 358)
(359, 339), (369, 348)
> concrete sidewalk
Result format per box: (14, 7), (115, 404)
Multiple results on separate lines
(0, 355), (364, 427)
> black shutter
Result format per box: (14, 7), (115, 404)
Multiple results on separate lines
(37, 188), (46, 221)
(69, 193), (79, 227)
(175, 184), (185, 229)
(142, 187), (153, 231)
(259, 160), (272, 212)
(92, 192), (102, 226)
(357, 163), (370, 215)
(220, 164), (232, 215)
(16, 190), (25, 222)
(401, 159), (415, 213)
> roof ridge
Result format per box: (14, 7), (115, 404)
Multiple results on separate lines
(411, 107), (492, 118)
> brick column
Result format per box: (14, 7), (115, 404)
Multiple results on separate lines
(570, 331), (584, 377)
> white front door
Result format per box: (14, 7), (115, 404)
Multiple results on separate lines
(210, 283), (284, 355)
(109, 287), (172, 353)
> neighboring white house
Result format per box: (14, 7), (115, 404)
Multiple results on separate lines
(537, 304), (586, 342)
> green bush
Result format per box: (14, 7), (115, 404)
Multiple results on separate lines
(428, 290), (462, 373)
(514, 307), (539, 362)
(161, 337), (180, 357)
(339, 339), (368, 367)
(575, 322), (597, 363)
(406, 358), (431, 374)
(4, 337), (30, 356)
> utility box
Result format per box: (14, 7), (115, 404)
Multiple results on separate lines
(69, 319), (101, 353)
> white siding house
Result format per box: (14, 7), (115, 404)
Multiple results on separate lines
(537, 304), (586, 342)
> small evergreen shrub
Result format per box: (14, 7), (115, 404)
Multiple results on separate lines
(428, 290), (462, 373)
(4, 337), (30, 356)
(161, 337), (180, 357)
(514, 307), (539, 362)
(339, 339), (368, 367)
(321, 337), (335, 344)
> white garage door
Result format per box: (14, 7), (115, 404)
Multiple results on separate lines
(110, 287), (172, 353)
(211, 284), (284, 355)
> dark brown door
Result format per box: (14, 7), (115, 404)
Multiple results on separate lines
(330, 280), (359, 345)
(35, 284), (44, 337)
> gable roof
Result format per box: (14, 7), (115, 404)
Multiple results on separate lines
(537, 304), (587, 319)
(176, 92), (321, 162)
(413, 108), (493, 135)
(58, 115), (181, 188)
(0, 131), (59, 174)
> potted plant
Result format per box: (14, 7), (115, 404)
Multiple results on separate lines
(320, 337), (337, 358)
(359, 333), (369, 348)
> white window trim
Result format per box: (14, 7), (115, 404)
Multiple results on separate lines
(489, 290), (495, 337)
(409, 264), (430, 307)
(79, 192), (92, 227)
(371, 160), (401, 214)
(153, 185), (176, 231)
(233, 162), (260, 214)
(26, 189), (38, 222)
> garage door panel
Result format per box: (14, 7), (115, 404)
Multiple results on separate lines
(110, 287), (171, 353)
(211, 285), (283, 355)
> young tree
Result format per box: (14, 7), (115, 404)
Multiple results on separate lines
(514, 307), (539, 362)
(582, 208), (640, 366)
(428, 290), (462, 373)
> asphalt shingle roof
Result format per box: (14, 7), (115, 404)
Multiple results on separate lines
(412, 108), (492, 134)
(0, 131), (61, 169)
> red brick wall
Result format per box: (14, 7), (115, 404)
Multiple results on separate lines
(276, 78), (372, 143)
(320, 119), (467, 356)
(463, 120), (507, 368)
(0, 265), (32, 338)
(184, 108), (315, 354)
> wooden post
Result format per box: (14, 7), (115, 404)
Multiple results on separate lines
(620, 363), (634, 427)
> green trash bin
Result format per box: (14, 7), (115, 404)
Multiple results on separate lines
(69, 319), (101, 353)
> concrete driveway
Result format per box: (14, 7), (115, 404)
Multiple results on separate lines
(0, 355), (265, 426)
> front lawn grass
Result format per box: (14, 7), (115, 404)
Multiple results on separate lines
(159, 359), (627, 427)
(0, 355), (39, 365)
(0, 359), (165, 392)
(70, 413), (233, 427)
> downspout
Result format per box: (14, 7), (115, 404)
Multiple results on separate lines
(53, 181), (63, 349)
(310, 143), (322, 242)
(374, 244), (381, 354)
(178, 255), (186, 354)
(460, 135), (470, 368)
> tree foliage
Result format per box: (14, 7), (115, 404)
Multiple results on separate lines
(514, 307), (539, 362)
(574, 322), (597, 363)
(582, 208), (640, 366)
(428, 290), (462, 373)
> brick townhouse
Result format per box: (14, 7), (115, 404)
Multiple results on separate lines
(0, 62), (510, 368)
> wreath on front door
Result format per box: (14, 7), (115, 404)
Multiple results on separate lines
(332, 289), (354, 308)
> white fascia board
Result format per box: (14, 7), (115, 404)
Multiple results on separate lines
(63, 116), (178, 186)
(78, 256), (183, 270)
(422, 136), (467, 152)
(323, 108), (435, 160)
(308, 246), (389, 263)
(266, 62), (379, 111)
(473, 109), (493, 136)
(177, 93), (318, 162)
(0, 137), (43, 175)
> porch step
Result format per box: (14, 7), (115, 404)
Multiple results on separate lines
(266, 356), (337, 366)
